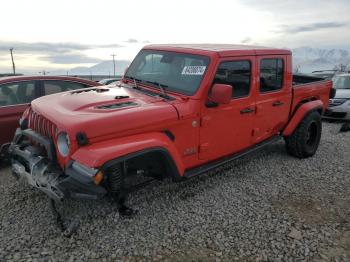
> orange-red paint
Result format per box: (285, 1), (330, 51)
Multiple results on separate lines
(25, 44), (331, 175)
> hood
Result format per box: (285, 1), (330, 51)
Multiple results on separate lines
(334, 89), (350, 99)
(31, 86), (179, 139)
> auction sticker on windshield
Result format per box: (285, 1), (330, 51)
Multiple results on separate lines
(181, 66), (206, 75)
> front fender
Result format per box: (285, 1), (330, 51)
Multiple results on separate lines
(282, 100), (324, 137)
(71, 132), (185, 176)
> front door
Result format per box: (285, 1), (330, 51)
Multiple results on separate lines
(199, 57), (256, 161)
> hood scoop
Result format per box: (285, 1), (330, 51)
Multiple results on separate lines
(115, 95), (129, 99)
(71, 88), (109, 94)
(96, 101), (138, 110)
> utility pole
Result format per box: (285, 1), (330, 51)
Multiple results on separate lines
(39, 70), (49, 75)
(9, 48), (16, 75)
(111, 53), (116, 77)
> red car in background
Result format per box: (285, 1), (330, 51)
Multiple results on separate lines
(0, 76), (101, 159)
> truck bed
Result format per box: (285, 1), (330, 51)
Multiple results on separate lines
(292, 74), (325, 85)
(291, 74), (332, 115)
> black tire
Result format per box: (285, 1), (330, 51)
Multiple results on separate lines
(0, 144), (11, 165)
(106, 164), (123, 196)
(285, 111), (322, 158)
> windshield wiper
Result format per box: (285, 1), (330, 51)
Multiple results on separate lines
(145, 81), (172, 99)
(124, 76), (142, 89)
(124, 77), (172, 100)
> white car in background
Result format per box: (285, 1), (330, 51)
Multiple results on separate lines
(324, 74), (350, 120)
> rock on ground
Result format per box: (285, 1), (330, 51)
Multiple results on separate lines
(0, 122), (349, 261)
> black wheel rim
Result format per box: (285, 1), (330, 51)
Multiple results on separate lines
(306, 121), (318, 146)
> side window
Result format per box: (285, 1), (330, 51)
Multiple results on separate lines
(213, 60), (251, 98)
(260, 58), (284, 93)
(43, 81), (86, 95)
(0, 81), (35, 106)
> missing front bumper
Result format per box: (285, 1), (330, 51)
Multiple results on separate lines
(10, 129), (107, 202)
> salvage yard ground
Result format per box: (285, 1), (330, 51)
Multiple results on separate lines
(0, 122), (349, 261)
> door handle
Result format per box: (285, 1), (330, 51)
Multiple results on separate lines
(240, 107), (255, 114)
(272, 101), (284, 107)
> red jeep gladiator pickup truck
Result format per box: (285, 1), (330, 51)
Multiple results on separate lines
(10, 44), (332, 216)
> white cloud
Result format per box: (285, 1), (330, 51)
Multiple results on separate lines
(0, 0), (349, 72)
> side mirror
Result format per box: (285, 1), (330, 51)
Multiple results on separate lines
(209, 84), (232, 105)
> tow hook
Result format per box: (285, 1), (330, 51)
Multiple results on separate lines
(49, 199), (80, 237)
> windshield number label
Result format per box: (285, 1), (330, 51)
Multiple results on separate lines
(181, 66), (206, 75)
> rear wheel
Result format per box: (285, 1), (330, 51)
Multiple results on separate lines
(285, 111), (322, 158)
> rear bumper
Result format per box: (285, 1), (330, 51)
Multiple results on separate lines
(10, 128), (107, 202)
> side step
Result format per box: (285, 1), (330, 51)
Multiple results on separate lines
(184, 135), (281, 178)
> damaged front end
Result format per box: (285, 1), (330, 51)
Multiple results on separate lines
(10, 111), (107, 203)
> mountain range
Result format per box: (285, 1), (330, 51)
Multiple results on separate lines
(292, 47), (350, 73)
(52, 60), (131, 76)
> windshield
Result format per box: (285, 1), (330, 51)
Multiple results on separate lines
(333, 75), (350, 89)
(125, 50), (210, 95)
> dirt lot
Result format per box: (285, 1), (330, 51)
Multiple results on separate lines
(0, 122), (349, 261)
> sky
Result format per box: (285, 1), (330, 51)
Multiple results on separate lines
(0, 0), (349, 73)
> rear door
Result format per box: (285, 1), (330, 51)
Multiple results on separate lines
(0, 80), (39, 145)
(199, 56), (256, 161)
(253, 56), (292, 143)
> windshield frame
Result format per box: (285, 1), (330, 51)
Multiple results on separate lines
(124, 49), (211, 96)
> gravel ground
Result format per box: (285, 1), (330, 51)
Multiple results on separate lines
(0, 122), (349, 261)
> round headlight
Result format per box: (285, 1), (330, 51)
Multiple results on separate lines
(57, 132), (70, 157)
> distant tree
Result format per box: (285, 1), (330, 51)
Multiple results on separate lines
(333, 63), (349, 72)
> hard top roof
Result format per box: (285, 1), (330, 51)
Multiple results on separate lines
(144, 44), (291, 56)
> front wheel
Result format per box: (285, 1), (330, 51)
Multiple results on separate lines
(285, 111), (322, 158)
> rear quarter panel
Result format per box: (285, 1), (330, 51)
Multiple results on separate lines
(291, 80), (332, 115)
(282, 80), (332, 136)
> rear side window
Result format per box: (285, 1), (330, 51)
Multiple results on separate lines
(260, 58), (284, 93)
(213, 60), (251, 98)
(0, 81), (35, 106)
(43, 80), (87, 95)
